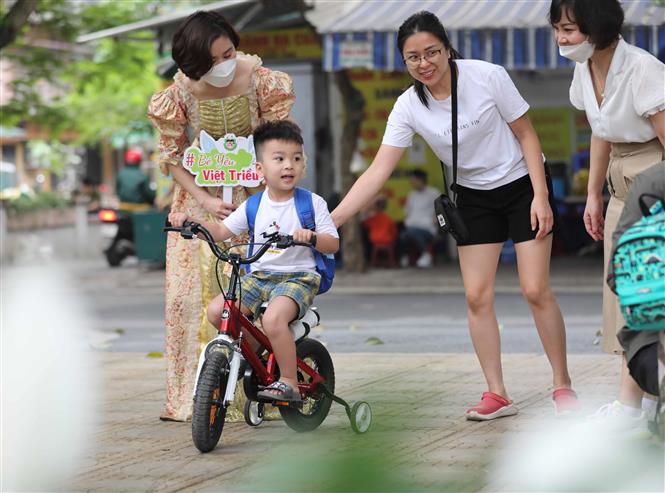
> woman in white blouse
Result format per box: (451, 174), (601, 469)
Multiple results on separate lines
(551, 0), (665, 426)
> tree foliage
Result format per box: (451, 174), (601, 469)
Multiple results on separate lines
(0, 1), (209, 144)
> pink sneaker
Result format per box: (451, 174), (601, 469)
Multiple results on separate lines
(466, 391), (518, 421)
(552, 388), (581, 417)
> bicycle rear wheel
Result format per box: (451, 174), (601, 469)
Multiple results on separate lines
(192, 348), (229, 452)
(280, 338), (335, 432)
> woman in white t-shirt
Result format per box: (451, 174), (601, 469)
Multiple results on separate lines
(332, 11), (579, 420)
(551, 0), (665, 426)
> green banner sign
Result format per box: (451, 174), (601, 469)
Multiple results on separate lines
(182, 131), (262, 188)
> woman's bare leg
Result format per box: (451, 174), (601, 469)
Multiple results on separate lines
(514, 236), (572, 390)
(458, 243), (506, 397)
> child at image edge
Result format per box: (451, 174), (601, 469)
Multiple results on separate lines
(168, 120), (339, 402)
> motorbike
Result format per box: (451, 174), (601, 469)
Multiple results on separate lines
(98, 208), (135, 267)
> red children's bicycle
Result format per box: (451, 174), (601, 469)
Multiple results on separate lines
(164, 220), (372, 453)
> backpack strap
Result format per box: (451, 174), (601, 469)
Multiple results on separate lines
(638, 193), (664, 217)
(294, 187), (316, 231)
(294, 188), (329, 280)
(245, 191), (263, 261)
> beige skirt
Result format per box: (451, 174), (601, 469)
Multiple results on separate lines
(602, 138), (664, 354)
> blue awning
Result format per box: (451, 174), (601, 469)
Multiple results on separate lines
(309, 0), (665, 71)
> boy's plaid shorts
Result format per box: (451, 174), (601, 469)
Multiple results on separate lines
(240, 270), (321, 319)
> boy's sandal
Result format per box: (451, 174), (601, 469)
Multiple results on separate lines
(257, 381), (302, 403)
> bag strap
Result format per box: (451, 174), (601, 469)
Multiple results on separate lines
(638, 193), (664, 217)
(245, 191), (263, 259)
(439, 59), (459, 204)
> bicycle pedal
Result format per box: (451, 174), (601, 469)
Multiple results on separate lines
(276, 400), (303, 409)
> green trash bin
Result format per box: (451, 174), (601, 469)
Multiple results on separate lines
(132, 209), (168, 263)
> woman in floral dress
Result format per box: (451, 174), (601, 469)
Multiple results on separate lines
(148, 10), (295, 422)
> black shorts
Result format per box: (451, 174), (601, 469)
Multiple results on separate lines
(627, 343), (658, 396)
(455, 173), (557, 246)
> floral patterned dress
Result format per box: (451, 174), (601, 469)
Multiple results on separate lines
(147, 53), (294, 421)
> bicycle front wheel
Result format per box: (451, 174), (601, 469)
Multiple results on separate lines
(192, 348), (230, 452)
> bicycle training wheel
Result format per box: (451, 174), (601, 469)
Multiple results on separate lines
(350, 401), (372, 434)
(191, 348), (230, 452)
(280, 338), (335, 432)
(243, 400), (265, 427)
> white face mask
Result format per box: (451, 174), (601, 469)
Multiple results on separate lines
(201, 58), (236, 87)
(559, 39), (595, 63)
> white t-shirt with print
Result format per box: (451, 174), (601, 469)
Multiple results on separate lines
(383, 59), (530, 190)
(569, 38), (665, 143)
(223, 190), (339, 273)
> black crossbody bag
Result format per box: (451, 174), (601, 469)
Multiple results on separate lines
(434, 59), (470, 243)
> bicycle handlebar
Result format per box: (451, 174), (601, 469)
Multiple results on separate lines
(163, 220), (313, 264)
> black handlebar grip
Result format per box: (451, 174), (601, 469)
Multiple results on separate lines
(163, 218), (178, 233)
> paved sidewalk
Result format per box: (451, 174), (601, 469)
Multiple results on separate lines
(69, 351), (627, 492)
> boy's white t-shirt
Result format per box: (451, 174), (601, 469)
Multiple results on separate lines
(569, 38), (665, 143)
(383, 59), (530, 190)
(223, 190), (338, 273)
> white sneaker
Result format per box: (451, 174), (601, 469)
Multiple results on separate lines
(400, 256), (409, 268)
(641, 397), (658, 422)
(416, 252), (432, 268)
(587, 401), (650, 438)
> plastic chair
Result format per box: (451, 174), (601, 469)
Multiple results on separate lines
(370, 243), (397, 268)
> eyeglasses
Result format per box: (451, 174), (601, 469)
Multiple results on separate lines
(403, 48), (443, 67)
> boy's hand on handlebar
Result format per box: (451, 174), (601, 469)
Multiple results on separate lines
(168, 212), (189, 228)
(293, 228), (315, 245)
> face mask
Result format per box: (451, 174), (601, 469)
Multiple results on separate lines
(201, 58), (236, 87)
(559, 39), (595, 63)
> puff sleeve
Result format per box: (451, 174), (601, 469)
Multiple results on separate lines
(255, 67), (295, 123)
(631, 54), (665, 118)
(147, 86), (189, 175)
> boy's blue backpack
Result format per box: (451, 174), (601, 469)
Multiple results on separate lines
(611, 194), (665, 331)
(246, 188), (335, 294)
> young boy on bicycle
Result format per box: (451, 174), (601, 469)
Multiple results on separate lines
(168, 120), (339, 403)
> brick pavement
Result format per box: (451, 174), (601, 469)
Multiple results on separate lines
(70, 352), (621, 492)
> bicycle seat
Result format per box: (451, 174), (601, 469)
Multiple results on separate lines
(256, 303), (320, 342)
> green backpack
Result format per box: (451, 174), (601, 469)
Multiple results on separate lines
(611, 194), (665, 331)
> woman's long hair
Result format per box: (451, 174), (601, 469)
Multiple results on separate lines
(397, 11), (462, 109)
